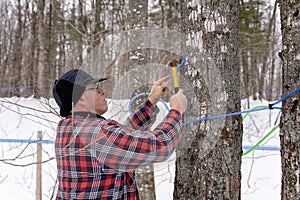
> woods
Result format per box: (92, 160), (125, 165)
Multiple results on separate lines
(0, 0), (281, 100)
(0, 0), (300, 199)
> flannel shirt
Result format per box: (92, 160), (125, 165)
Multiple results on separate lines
(55, 100), (183, 200)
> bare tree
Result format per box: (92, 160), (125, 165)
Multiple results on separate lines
(278, 0), (300, 199)
(125, 1), (158, 199)
(43, 0), (58, 97)
(36, 0), (46, 98)
(239, 0), (280, 104)
(11, 0), (24, 97)
(174, 0), (242, 199)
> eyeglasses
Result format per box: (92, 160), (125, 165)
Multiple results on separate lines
(84, 82), (103, 94)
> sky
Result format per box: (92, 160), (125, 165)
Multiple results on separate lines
(0, 96), (281, 200)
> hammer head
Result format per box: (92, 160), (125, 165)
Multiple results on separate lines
(168, 59), (181, 67)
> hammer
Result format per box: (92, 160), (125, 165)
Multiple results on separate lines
(168, 59), (181, 93)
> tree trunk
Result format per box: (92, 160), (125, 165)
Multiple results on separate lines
(259, 2), (277, 101)
(278, 0), (300, 199)
(11, 0), (23, 97)
(44, 0), (58, 97)
(250, 52), (258, 100)
(36, 0), (46, 98)
(28, 2), (38, 96)
(241, 49), (250, 108)
(127, 1), (156, 200)
(174, 0), (242, 199)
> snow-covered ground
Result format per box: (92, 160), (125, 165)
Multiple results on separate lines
(0, 96), (281, 199)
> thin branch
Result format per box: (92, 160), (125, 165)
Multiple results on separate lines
(0, 103), (58, 129)
(1, 157), (55, 167)
(0, 98), (58, 115)
(0, 174), (8, 184)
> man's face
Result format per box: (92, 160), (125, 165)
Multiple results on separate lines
(83, 82), (108, 115)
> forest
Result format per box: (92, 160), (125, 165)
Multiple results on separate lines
(0, 0), (300, 199)
(0, 0), (281, 101)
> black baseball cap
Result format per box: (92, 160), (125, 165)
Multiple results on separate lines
(53, 69), (107, 117)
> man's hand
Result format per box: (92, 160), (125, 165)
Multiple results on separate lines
(148, 75), (170, 105)
(170, 89), (187, 114)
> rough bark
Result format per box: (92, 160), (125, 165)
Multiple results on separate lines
(173, 0), (242, 199)
(278, 0), (300, 199)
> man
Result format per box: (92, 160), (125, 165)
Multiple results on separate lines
(53, 67), (187, 199)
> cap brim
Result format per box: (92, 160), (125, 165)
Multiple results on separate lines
(87, 78), (108, 85)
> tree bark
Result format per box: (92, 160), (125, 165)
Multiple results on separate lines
(278, 0), (300, 199)
(174, 0), (242, 199)
(36, 0), (46, 98)
(44, 0), (58, 97)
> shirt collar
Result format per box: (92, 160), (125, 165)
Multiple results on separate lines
(67, 111), (106, 119)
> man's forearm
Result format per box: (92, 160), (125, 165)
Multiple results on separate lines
(125, 100), (159, 130)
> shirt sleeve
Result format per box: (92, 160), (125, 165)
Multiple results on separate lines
(96, 108), (183, 172)
(125, 99), (160, 131)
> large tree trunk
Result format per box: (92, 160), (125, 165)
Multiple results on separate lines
(174, 0), (242, 199)
(278, 0), (300, 199)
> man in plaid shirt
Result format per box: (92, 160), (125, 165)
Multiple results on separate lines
(53, 66), (187, 199)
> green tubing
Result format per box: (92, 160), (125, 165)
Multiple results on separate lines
(242, 105), (280, 156)
(242, 105), (268, 120)
(242, 124), (279, 156)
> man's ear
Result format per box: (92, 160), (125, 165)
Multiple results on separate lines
(75, 94), (86, 108)
(80, 94), (85, 101)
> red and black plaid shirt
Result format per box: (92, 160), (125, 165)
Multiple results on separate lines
(55, 100), (183, 199)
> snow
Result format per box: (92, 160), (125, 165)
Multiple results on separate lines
(0, 96), (281, 199)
